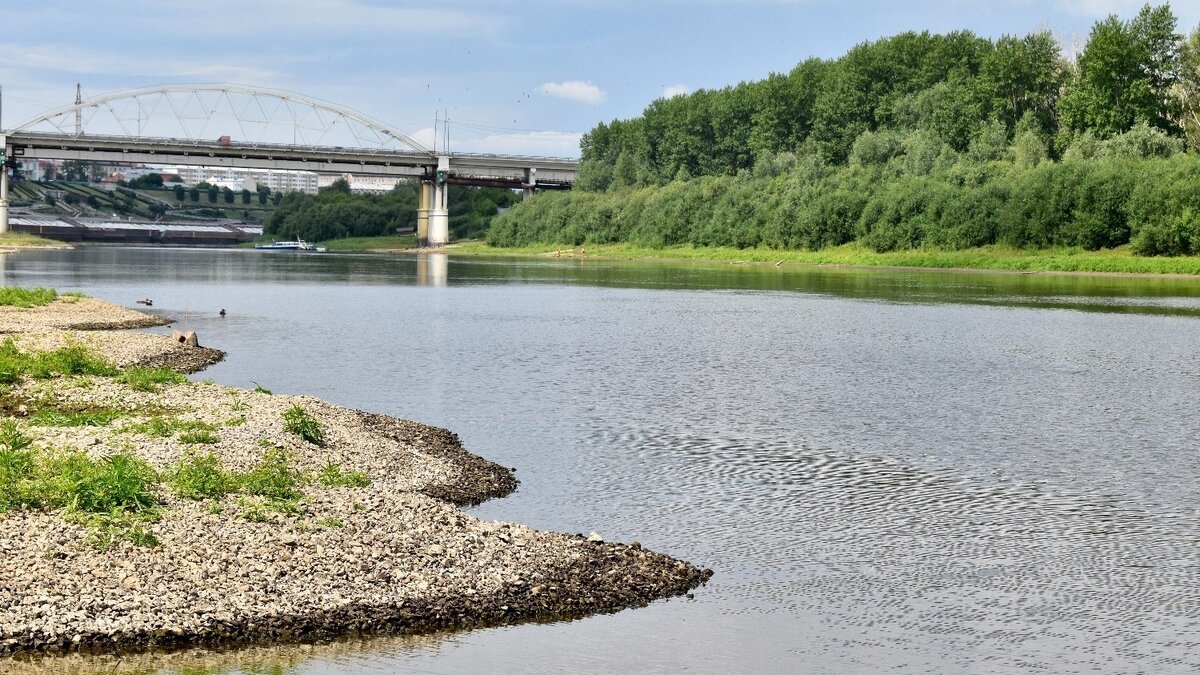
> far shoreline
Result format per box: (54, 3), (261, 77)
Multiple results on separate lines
(335, 239), (1200, 281)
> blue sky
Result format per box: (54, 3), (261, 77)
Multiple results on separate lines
(2, 0), (1197, 157)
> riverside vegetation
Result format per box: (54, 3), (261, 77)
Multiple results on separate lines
(0, 289), (710, 656)
(488, 4), (1200, 269)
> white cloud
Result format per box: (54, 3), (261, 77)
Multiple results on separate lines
(412, 126), (437, 150)
(540, 80), (606, 105)
(1052, 0), (1151, 17)
(662, 84), (689, 98)
(457, 130), (582, 158)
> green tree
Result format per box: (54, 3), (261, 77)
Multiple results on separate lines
(980, 31), (1065, 136)
(241, 189), (252, 205)
(207, 185), (218, 203)
(189, 186), (200, 202)
(222, 187), (234, 204)
(1178, 26), (1200, 150)
(174, 184), (185, 201)
(1059, 5), (1181, 137)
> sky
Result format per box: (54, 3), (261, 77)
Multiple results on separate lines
(1, 0), (1198, 158)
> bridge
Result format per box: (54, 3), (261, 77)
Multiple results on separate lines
(0, 84), (579, 246)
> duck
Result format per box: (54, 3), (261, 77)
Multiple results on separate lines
(219, 308), (226, 317)
(136, 298), (153, 306)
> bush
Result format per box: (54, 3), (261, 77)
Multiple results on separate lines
(283, 405), (324, 446)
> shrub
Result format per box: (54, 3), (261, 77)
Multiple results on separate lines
(283, 405), (324, 446)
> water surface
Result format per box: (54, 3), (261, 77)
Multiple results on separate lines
(5, 248), (1200, 673)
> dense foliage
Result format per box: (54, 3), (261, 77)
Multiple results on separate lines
(266, 179), (518, 242)
(494, 4), (1200, 256)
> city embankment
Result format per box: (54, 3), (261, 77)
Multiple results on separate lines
(0, 291), (711, 657)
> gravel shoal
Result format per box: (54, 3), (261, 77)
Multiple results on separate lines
(0, 298), (712, 657)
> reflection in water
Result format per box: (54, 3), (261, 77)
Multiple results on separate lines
(3, 632), (453, 675)
(4, 248), (1200, 673)
(415, 252), (448, 287)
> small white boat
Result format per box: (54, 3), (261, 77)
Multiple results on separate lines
(254, 237), (327, 252)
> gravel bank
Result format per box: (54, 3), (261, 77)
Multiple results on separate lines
(0, 298), (711, 657)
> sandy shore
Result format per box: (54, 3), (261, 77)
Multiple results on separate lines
(0, 297), (711, 657)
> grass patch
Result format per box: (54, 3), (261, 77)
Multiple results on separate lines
(240, 447), (302, 501)
(451, 242), (1200, 276)
(30, 407), (124, 427)
(283, 405), (324, 446)
(0, 233), (69, 249)
(81, 510), (160, 550)
(166, 451), (237, 501)
(224, 415), (247, 427)
(252, 382), (272, 395)
(316, 234), (418, 251)
(315, 461), (370, 488)
(0, 287), (58, 308)
(315, 516), (344, 529)
(178, 429), (219, 445)
(0, 338), (118, 384)
(0, 441), (161, 549)
(116, 366), (188, 392)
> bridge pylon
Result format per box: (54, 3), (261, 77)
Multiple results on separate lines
(0, 135), (9, 234)
(427, 156), (450, 247)
(417, 181), (431, 246)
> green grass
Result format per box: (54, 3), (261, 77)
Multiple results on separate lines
(0, 287), (58, 307)
(178, 429), (219, 445)
(0, 338), (119, 384)
(252, 382), (272, 395)
(316, 234), (418, 251)
(0, 442), (161, 549)
(451, 242), (1200, 276)
(116, 366), (188, 392)
(166, 451), (237, 501)
(240, 447), (302, 501)
(0, 234), (69, 250)
(30, 407), (124, 427)
(315, 516), (344, 529)
(283, 405), (324, 446)
(315, 461), (370, 488)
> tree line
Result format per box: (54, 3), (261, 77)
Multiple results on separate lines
(491, 4), (1200, 255)
(266, 179), (517, 242)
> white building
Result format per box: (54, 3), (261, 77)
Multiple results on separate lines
(165, 165), (319, 194)
(317, 173), (409, 194)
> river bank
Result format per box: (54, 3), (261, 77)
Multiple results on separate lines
(0, 295), (711, 658)
(447, 241), (1200, 276)
(314, 235), (1200, 277)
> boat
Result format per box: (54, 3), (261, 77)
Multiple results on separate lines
(254, 237), (328, 252)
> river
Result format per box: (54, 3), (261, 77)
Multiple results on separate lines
(5, 247), (1200, 674)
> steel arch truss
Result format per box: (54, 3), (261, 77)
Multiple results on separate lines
(11, 84), (432, 154)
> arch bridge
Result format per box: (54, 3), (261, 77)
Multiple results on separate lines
(0, 84), (578, 245)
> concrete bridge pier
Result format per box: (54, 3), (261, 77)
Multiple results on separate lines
(428, 156), (450, 247)
(0, 136), (9, 234)
(522, 167), (538, 199)
(0, 169), (9, 235)
(416, 181), (431, 246)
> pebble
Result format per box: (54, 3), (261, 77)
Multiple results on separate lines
(0, 297), (713, 658)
